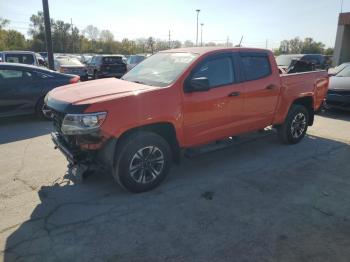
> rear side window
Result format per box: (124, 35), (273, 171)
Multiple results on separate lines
(103, 57), (123, 64)
(241, 54), (271, 81)
(0, 69), (23, 79)
(192, 56), (234, 88)
(5, 54), (35, 65)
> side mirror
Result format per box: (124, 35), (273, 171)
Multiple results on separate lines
(38, 59), (47, 67)
(186, 77), (210, 92)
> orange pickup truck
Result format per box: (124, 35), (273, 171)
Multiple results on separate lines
(45, 47), (329, 193)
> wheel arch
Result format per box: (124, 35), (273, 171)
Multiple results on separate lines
(115, 122), (181, 164)
(292, 96), (314, 126)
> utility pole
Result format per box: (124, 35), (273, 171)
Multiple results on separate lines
(200, 23), (204, 46)
(226, 36), (229, 47)
(71, 18), (75, 53)
(265, 39), (268, 49)
(42, 0), (54, 70)
(168, 30), (171, 49)
(341, 0), (344, 13)
(196, 9), (201, 46)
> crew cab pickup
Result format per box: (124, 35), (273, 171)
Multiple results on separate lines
(45, 47), (329, 193)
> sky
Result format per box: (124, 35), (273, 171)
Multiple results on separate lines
(1, 0), (349, 49)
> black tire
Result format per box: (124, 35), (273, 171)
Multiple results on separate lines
(35, 97), (50, 119)
(113, 132), (172, 193)
(277, 104), (309, 144)
(93, 70), (98, 79)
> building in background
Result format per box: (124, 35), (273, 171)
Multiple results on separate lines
(333, 12), (350, 66)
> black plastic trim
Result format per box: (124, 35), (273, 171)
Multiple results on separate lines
(46, 96), (89, 114)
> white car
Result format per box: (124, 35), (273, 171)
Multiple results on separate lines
(0, 51), (46, 67)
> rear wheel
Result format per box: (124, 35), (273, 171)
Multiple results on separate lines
(114, 132), (172, 193)
(277, 104), (309, 144)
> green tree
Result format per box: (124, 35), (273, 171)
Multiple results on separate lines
(301, 37), (325, 54)
(324, 48), (334, 56)
(28, 12), (46, 51)
(0, 18), (9, 30)
(3, 30), (26, 50)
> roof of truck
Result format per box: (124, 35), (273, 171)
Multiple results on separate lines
(161, 47), (271, 55)
(1, 50), (36, 54)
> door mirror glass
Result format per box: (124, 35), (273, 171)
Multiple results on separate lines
(188, 77), (210, 92)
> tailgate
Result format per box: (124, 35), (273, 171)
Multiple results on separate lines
(280, 71), (329, 110)
(101, 64), (126, 73)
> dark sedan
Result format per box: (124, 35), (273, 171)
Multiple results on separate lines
(0, 63), (80, 118)
(326, 64), (350, 110)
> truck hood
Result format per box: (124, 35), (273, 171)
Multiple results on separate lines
(48, 78), (156, 105)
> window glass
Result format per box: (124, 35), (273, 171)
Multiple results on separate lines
(90, 56), (96, 64)
(56, 58), (83, 66)
(336, 65), (350, 77)
(103, 56), (124, 64)
(241, 55), (271, 81)
(0, 69), (23, 79)
(5, 54), (35, 65)
(128, 55), (145, 64)
(303, 55), (319, 65)
(192, 56), (234, 87)
(123, 52), (198, 87)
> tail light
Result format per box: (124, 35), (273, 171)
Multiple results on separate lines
(70, 76), (80, 84)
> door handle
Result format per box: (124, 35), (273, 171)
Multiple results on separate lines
(228, 91), (240, 97)
(265, 84), (276, 90)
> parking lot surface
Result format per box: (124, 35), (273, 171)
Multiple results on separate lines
(0, 111), (350, 262)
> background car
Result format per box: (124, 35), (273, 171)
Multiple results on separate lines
(0, 63), (80, 118)
(326, 63), (350, 110)
(328, 62), (350, 76)
(54, 57), (88, 81)
(276, 54), (329, 72)
(87, 55), (127, 79)
(126, 54), (147, 71)
(0, 51), (46, 67)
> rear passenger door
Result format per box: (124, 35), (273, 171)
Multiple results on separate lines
(239, 52), (280, 130)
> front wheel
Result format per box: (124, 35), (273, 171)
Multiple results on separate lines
(277, 104), (310, 144)
(114, 132), (172, 193)
(35, 97), (50, 119)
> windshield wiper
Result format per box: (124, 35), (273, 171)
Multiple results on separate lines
(131, 80), (152, 86)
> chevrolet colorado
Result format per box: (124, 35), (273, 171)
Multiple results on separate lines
(45, 47), (329, 193)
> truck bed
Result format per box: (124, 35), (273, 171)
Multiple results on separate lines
(272, 70), (329, 124)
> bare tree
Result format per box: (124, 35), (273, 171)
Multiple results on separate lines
(100, 30), (114, 42)
(83, 25), (99, 41)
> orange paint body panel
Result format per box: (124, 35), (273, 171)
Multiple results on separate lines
(47, 47), (329, 149)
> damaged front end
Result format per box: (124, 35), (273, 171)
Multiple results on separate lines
(45, 97), (115, 179)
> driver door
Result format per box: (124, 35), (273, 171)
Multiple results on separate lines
(182, 52), (244, 147)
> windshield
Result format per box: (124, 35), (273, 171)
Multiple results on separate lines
(336, 65), (350, 77)
(56, 58), (83, 66)
(332, 63), (349, 75)
(122, 52), (198, 87)
(276, 55), (302, 66)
